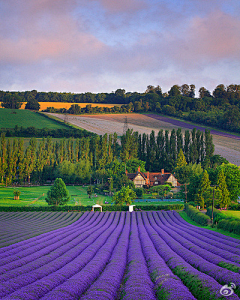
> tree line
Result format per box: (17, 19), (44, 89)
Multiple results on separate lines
(1, 84), (240, 133)
(0, 127), (217, 188)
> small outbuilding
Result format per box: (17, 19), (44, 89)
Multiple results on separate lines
(129, 205), (135, 212)
(92, 204), (102, 212)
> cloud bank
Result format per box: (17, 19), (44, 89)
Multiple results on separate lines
(0, 0), (239, 93)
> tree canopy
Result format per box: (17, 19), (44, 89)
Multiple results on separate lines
(45, 178), (70, 206)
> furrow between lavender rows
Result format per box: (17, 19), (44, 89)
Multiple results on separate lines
(81, 213), (131, 300)
(120, 212), (157, 300)
(144, 212), (239, 300)
(136, 212), (196, 300)
(0, 212), (106, 281)
(2, 212), (120, 299)
(0, 212), (91, 261)
(161, 211), (240, 266)
(41, 212), (126, 299)
(0, 212), (87, 254)
(171, 211), (240, 246)
(151, 212), (240, 298)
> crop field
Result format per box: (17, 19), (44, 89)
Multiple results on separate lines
(0, 109), (68, 129)
(1, 210), (240, 299)
(0, 102), (122, 111)
(0, 211), (82, 247)
(48, 112), (240, 165)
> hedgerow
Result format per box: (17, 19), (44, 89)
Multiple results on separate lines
(184, 204), (211, 226)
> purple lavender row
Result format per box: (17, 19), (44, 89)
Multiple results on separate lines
(0, 212), (76, 239)
(136, 212), (196, 300)
(120, 212), (157, 300)
(152, 212), (240, 298)
(0, 212), (113, 298)
(81, 212), (131, 300)
(0, 213), (105, 281)
(171, 211), (240, 246)
(0, 213), (83, 249)
(3, 212), (120, 299)
(41, 212), (126, 299)
(0, 212), (88, 255)
(0, 212), (77, 240)
(0, 212), (92, 262)
(169, 211), (240, 255)
(161, 211), (240, 265)
(0, 212), (89, 255)
(0, 213), (102, 280)
(144, 212), (238, 300)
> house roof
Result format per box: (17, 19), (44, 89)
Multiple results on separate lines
(126, 168), (178, 186)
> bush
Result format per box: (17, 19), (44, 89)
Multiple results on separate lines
(185, 204), (211, 226)
(206, 207), (226, 223)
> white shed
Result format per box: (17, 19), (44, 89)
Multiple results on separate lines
(92, 204), (102, 212)
(129, 205), (135, 212)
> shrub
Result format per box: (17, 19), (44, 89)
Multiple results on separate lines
(185, 204), (211, 226)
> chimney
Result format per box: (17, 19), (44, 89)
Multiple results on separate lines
(146, 171), (149, 185)
(161, 169), (164, 175)
(138, 166), (141, 173)
(125, 170), (128, 175)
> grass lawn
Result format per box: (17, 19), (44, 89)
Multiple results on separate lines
(0, 108), (69, 129)
(0, 185), (112, 206)
(220, 210), (240, 219)
(179, 211), (240, 240)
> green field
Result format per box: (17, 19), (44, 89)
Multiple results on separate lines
(220, 210), (240, 219)
(0, 185), (112, 206)
(0, 108), (68, 129)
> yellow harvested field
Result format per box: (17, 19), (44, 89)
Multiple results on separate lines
(1, 102), (122, 111)
(47, 113), (240, 166)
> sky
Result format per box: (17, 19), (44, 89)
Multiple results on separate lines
(0, 0), (240, 95)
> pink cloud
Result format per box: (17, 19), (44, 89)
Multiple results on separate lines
(188, 10), (240, 59)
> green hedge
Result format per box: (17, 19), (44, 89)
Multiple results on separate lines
(206, 207), (227, 223)
(184, 204), (211, 226)
(134, 204), (184, 211)
(228, 203), (240, 211)
(206, 206), (240, 234)
(218, 218), (240, 235)
(0, 203), (184, 212)
(0, 206), (92, 212)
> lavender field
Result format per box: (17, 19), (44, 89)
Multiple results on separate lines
(1, 211), (240, 299)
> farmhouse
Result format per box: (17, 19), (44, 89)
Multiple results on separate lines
(126, 167), (178, 188)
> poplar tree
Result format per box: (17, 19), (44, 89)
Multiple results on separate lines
(217, 169), (231, 208)
(176, 149), (187, 168)
(195, 170), (210, 208)
(184, 130), (190, 163)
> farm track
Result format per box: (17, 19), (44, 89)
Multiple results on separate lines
(0, 211), (240, 299)
(47, 112), (240, 165)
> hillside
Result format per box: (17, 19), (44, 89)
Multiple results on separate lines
(48, 112), (240, 166)
(0, 109), (69, 130)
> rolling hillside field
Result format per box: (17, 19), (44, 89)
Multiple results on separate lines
(1, 211), (240, 299)
(48, 112), (240, 165)
(0, 109), (68, 129)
